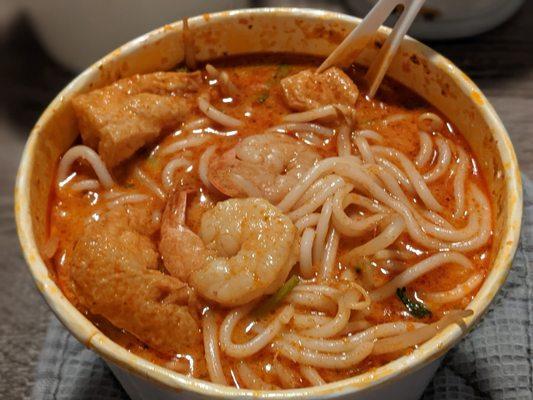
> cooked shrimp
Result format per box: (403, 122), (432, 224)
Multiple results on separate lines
(281, 67), (358, 122)
(70, 203), (203, 359)
(160, 194), (299, 306)
(208, 133), (321, 203)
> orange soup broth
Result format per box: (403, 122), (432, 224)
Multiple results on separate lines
(47, 54), (492, 386)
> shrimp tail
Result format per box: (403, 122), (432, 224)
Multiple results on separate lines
(160, 190), (209, 282)
(163, 191), (189, 227)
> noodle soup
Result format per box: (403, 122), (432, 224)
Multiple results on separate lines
(45, 55), (491, 389)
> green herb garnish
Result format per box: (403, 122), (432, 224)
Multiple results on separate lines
(396, 287), (432, 319)
(273, 63), (290, 80)
(256, 91), (270, 104)
(253, 275), (299, 317)
(255, 64), (291, 104)
(124, 182), (135, 189)
(145, 156), (160, 174)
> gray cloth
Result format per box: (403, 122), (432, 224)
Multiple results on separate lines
(31, 180), (533, 400)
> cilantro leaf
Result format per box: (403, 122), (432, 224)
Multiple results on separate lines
(396, 287), (432, 319)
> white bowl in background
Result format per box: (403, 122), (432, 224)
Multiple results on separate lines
(20, 0), (249, 71)
(345, 0), (525, 39)
(15, 7), (522, 400)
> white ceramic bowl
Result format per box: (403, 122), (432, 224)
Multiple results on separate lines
(345, 0), (525, 39)
(21, 0), (249, 71)
(15, 8), (522, 400)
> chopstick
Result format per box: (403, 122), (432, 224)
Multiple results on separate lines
(317, 0), (425, 98)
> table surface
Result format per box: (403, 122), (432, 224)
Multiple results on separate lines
(0, 2), (532, 399)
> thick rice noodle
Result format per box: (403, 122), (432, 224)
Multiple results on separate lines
(49, 56), (492, 390)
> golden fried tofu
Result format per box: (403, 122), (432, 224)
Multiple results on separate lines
(70, 204), (202, 356)
(281, 67), (359, 111)
(72, 71), (202, 168)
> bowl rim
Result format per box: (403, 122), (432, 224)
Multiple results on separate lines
(15, 7), (523, 399)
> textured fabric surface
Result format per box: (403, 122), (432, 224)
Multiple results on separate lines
(31, 180), (533, 400)
(30, 319), (128, 400)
